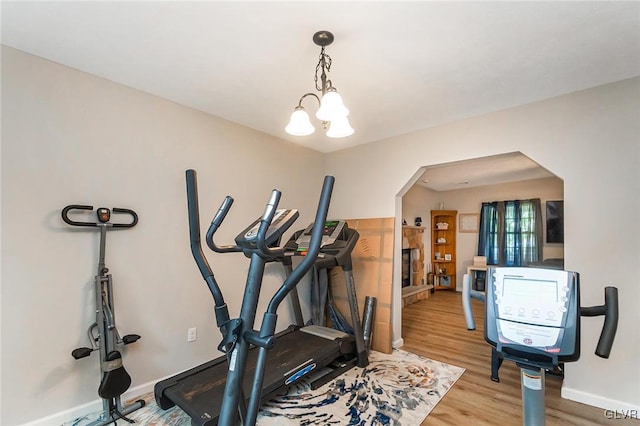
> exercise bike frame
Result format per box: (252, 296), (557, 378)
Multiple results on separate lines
(63, 205), (145, 426)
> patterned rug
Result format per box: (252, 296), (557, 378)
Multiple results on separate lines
(67, 349), (464, 426)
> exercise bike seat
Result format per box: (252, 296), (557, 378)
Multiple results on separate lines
(98, 351), (132, 399)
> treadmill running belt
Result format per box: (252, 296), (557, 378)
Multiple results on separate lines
(157, 328), (353, 426)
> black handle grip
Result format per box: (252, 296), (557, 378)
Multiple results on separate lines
(62, 205), (137, 228)
(61, 205), (96, 227)
(111, 208), (138, 228)
(581, 286), (618, 359)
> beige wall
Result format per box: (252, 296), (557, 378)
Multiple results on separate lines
(2, 45), (639, 423)
(1, 47), (325, 425)
(325, 77), (640, 411)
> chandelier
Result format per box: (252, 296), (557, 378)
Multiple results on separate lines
(285, 31), (354, 138)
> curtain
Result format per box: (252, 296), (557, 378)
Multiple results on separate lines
(477, 199), (543, 266)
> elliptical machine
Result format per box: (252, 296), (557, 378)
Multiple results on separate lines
(154, 172), (363, 425)
(168, 169), (334, 426)
(62, 205), (145, 426)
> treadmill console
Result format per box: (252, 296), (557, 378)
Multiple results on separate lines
(295, 220), (346, 251)
(485, 267), (580, 366)
(235, 209), (299, 249)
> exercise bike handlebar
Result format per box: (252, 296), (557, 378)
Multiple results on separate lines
(580, 286), (618, 359)
(205, 196), (243, 253)
(61, 205), (138, 228)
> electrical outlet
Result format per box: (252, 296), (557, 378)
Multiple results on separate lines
(187, 327), (197, 342)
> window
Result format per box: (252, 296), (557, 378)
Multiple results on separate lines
(477, 199), (543, 266)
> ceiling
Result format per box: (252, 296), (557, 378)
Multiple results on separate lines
(416, 152), (556, 192)
(2, 1), (639, 156)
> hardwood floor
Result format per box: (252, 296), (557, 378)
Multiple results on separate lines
(401, 291), (638, 426)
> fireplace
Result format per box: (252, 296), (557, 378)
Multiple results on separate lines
(402, 249), (411, 288)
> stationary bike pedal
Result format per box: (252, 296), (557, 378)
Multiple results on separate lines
(72, 347), (93, 359)
(122, 334), (141, 345)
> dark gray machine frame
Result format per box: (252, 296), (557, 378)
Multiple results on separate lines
(484, 266), (618, 425)
(62, 205), (145, 426)
(284, 220), (369, 368)
(156, 170), (338, 426)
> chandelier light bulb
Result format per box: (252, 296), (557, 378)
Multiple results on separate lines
(326, 116), (354, 138)
(316, 89), (349, 122)
(285, 107), (315, 136)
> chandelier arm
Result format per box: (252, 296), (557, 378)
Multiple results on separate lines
(297, 92), (321, 108)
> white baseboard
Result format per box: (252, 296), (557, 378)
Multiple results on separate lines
(562, 386), (640, 416)
(23, 378), (162, 426)
(392, 338), (404, 349)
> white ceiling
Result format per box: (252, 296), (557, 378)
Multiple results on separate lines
(416, 152), (556, 192)
(2, 1), (639, 155)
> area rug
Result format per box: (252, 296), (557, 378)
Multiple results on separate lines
(67, 349), (464, 426)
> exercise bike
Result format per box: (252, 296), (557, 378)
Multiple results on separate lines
(484, 266), (618, 425)
(62, 205), (145, 426)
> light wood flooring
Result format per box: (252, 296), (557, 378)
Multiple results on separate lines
(401, 290), (638, 426)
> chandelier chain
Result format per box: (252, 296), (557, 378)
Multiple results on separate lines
(314, 46), (332, 93)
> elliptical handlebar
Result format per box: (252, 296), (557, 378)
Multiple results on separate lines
(242, 175), (335, 426)
(61, 205), (138, 228)
(267, 175), (334, 314)
(205, 196), (243, 253)
(255, 189), (285, 258)
(185, 170), (227, 308)
(581, 286), (619, 359)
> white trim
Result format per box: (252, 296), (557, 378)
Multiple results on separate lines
(22, 377), (163, 426)
(392, 338), (404, 349)
(562, 386), (640, 415)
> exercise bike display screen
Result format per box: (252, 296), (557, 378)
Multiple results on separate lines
(487, 267), (578, 353)
(499, 276), (560, 326)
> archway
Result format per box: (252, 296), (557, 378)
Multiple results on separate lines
(393, 152), (564, 347)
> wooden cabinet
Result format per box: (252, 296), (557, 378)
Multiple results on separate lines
(431, 210), (457, 291)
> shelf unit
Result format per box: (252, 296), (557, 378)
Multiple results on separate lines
(431, 210), (457, 291)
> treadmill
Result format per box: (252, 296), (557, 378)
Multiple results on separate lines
(283, 220), (369, 368)
(154, 171), (366, 426)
